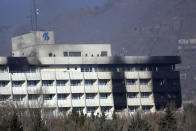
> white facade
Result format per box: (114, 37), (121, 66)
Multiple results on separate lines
(0, 31), (182, 117)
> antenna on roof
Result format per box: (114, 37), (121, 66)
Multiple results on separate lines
(31, 0), (39, 31)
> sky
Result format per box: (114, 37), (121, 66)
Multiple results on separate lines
(0, 0), (107, 26)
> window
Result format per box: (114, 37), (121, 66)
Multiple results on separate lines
(126, 79), (137, 85)
(49, 52), (53, 57)
(63, 52), (68, 57)
(167, 79), (179, 86)
(12, 81), (24, 87)
(0, 81), (8, 87)
(85, 80), (94, 86)
(81, 67), (92, 72)
(59, 107), (70, 113)
(87, 107), (97, 114)
(0, 66), (6, 72)
(13, 95), (24, 101)
(141, 92), (151, 98)
(27, 81), (38, 87)
(26, 66), (36, 73)
(101, 106), (111, 113)
(100, 51), (108, 56)
(73, 107), (83, 113)
(0, 95), (9, 101)
(99, 79), (109, 85)
(42, 80), (53, 86)
(69, 52), (81, 57)
(28, 94), (39, 101)
(139, 79), (150, 85)
(86, 93), (96, 99)
(58, 94), (68, 100)
(127, 93), (138, 98)
(142, 106), (151, 112)
(44, 94), (54, 100)
(100, 93), (109, 99)
(129, 106), (139, 112)
(56, 80), (67, 86)
(153, 79), (165, 86)
(72, 94), (82, 100)
(71, 80), (81, 86)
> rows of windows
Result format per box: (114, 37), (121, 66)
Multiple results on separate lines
(126, 79), (151, 85)
(127, 92), (152, 98)
(128, 106), (152, 112)
(0, 93), (111, 101)
(0, 92), (153, 101)
(49, 51), (108, 57)
(0, 79), (110, 87)
(0, 64), (176, 73)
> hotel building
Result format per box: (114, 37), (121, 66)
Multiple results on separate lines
(0, 31), (182, 116)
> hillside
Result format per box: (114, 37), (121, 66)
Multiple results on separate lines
(0, 0), (196, 101)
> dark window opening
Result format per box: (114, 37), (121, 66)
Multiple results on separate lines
(49, 52), (53, 57)
(100, 51), (108, 56)
(64, 52), (68, 57)
(69, 52), (81, 57)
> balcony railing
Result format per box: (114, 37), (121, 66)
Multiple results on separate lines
(43, 100), (57, 107)
(127, 98), (141, 106)
(85, 85), (98, 93)
(57, 86), (70, 93)
(99, 85), (112, 92)
(72, 99), (85, 107)
(0, 87), (11, 94)
(71, 86), (84, 93)
(58, 99), (72, 107)
(12, 87), (27, 94)
(100, 98), (113, 106)
(86, 99), (99, 106)
(27, 86), (41, 94)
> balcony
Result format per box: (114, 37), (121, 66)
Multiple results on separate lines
(69, 72), (83, 79)
(140, 98), (154, 105)
(12, 87), (27, 94)
(72, 99), (85, 107)
(57, 86), (70, 93)
(125, 72), (139, 79)
(43, 100), (57, 107)
(140, 85), (152, 92)
(71, 86), (84, 93)
(56, 72), (69, 80)
(84, 72), (97, 79)
(11, 73), (26, 80)
(126, 85), (140, 92)
(13, 101), (28, 108)
(58, 99), (72, 107)
(41, 72), (55, 80)
(99, 85), (112, 92)
(27, 86), (41, 94)
(98, 72), (112, 79)
(0, 87), (11, 94)
(127, 98), (141, 106)
(0, 73), (10, 80)
(28, 100), (43, 108)
(42, 86), (56, 94)
(86, 99), (99, 106)
(138, 72), (152, 79)
(26, 73), (40, 80)
(100, 98), (113, 106)
(85, 86), (98, 93)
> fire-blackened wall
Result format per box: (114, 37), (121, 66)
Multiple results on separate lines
(152, 70), (182, 109)
(111, 56), (127, 111)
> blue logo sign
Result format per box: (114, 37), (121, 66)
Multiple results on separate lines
(43, 32), (50, 41)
